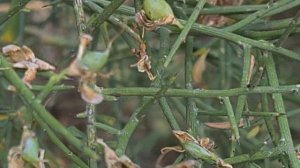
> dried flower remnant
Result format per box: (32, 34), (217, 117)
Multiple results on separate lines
(135, 10), (182, 31)
(2, 44), (55, 88)
(66, 34), (110, 104)
(197, 137), (216, 152)
(130, 41), (154, 80)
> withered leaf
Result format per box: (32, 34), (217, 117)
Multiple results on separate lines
(192, 48), (209, 86)
(172, 131), (198, 143)
(246, 125), (261, 139)
(205, 119), (244, 129)
(8, 147), (24, 168)
(247, 55), (256, 84)
(97, 139), (139, 168)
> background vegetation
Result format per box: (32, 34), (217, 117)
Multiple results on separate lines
(0, 0), (300, 167)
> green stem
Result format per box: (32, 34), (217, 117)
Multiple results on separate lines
(221, 97), (240, 156)
(235, 45), (251, 124)
(86, 104), (97, 168)
(224, 146), (284, 164)
(223, 0), (295, 32)
(30, 84), (75, 92)
(34, 113), (89, 168)
(89, 0), (126, 32)
(0, 54), (98, 159)
(94, 122), (120, 135)
(158, 98), (180, 130)
(86, 0), (300, 62)
(164, 0), (207, 67)
(101, 85), (300, 98)
(73, 0), (87, 33)
(0, 0), (30, 25)
(185, 36), (197, 136)
(263, 52), (300, 168)
(197, 110), (280, 117)
(116, 27), (171, 155)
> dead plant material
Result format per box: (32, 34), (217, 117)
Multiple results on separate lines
(97, 139), (140, 168)
(1, 44), (55, 88)
(192, 48), (209, 87)
(135, 10), (180, 31)
(130, 41), (154, 80)
(247, 55), (256, 84)
(197, 137), (216, 152)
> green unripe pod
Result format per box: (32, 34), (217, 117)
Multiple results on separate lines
(21, 135), (40, 166)
(143, 0), (174, 21)
(79, 50), (110, 72)
(183, 141), (218, 164)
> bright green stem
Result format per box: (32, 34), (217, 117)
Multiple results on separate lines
(116, 97), (154, 155)
(185, 23), (300, 61)
(0, 54), (98, 159)
(164, 0), (207, 67)
(101, 85), (300, 98)
(223, 0), (296, 32)
(94, 122), (120, 135)
(235, 45), (251, 124)
(158, 98), (180, 130)
(116, 27), (171, 156)
(185, 36), (197, 136)
(89, 0), (126, 32)
(34, 113), (89, 168)
(224, 146), (284, 164)
(263, 52), (300, 168)
(222, 96), (240, 156)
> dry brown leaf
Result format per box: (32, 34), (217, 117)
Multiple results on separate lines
(8, 147), (24, 168)
(131, 41), (154, 80)
(205, 119), (244, 129)
(216, 160), (233, 168)
(135, 10), (180, 31)
(2, 44), (55, 88)
(22, 68), (37, 88)
(2, 44), (35, 62)
(97, 139), (139, 168)
(156, 146), (185, 168)
(192, 49), (209, 86)
(172, 131), (198, 143)
(247, 55), (256, 84)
